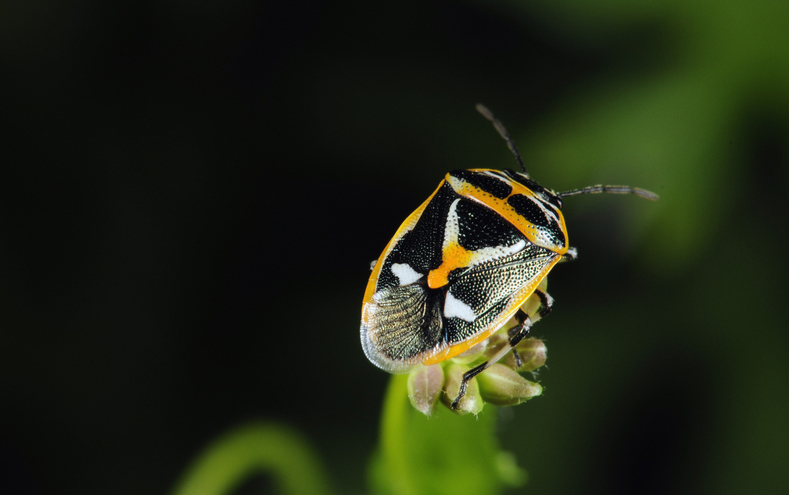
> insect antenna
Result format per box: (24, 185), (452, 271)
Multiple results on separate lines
(558, 185), (659, 201)
(476, 104), (527, 175)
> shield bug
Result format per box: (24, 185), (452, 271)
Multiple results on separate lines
(360, 105), (658, 409)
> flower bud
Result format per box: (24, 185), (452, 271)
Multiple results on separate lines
(441, 363), (484, 415)
(502, 338), (547, 371)
(407, 365), (444, 416)
(477, 363), (542, 406)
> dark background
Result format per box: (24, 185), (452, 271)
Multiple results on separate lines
(2, 1), (788, 494)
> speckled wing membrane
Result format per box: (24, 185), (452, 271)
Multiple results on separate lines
(361, 169), (568, 373)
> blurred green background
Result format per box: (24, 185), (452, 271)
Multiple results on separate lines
(2, 0), (788, 494)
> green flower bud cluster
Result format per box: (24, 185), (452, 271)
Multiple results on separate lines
(406, 336), (547, 416)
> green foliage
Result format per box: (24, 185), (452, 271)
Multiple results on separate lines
(369, 374), (525, 495)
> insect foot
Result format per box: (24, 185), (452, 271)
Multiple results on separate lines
(442, 363), (485, 415)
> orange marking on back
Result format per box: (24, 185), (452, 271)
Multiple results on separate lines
(427, 241), (474, 289)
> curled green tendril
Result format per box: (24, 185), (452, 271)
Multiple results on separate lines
(171, 422), (332, 495)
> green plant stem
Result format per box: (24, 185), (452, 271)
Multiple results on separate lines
(380, 374), (418, 495)
(171, 421), (332, 495)
(373, 374), (526, 495)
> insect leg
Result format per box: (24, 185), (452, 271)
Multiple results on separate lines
(450, 361), (488, 410)
(450, 288), (554, 409)
(509, 287), (553, 347)
(532, 287), (554, 320)
(508, 309), (529, 367)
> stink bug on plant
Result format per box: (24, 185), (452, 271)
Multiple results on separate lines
(360, 105), (658, 409)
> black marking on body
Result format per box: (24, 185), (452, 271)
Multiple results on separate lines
(456, 199), (524, 251)
(450, 170), (512, 199)
(508, 194), (551, 227)
(376, 181), (459, 292)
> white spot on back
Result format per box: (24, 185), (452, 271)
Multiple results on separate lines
(391, 263), (423, 286)
(472, 239), (526, 260)
(444, 291), (476, 322)
(443, 198), (461, 250)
